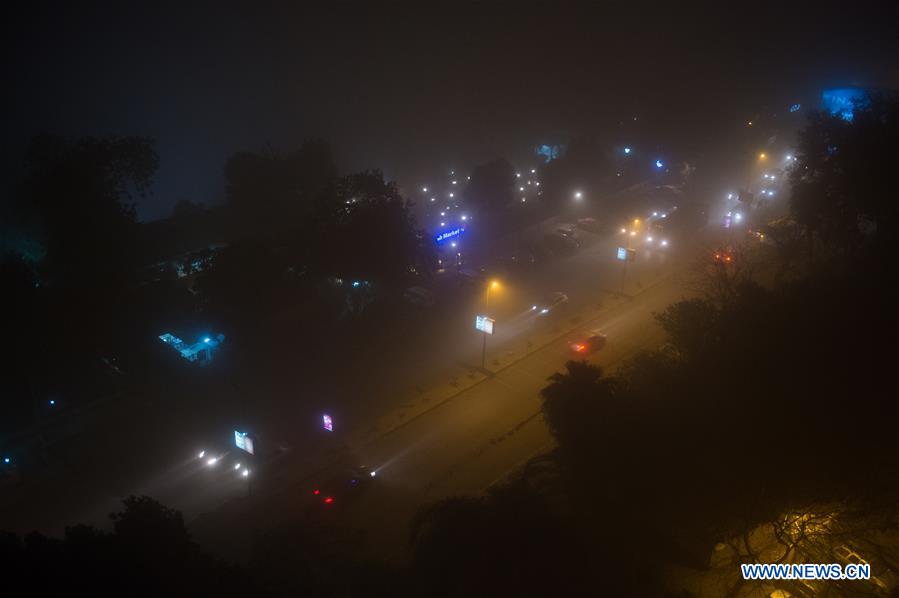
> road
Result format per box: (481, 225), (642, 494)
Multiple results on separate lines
(0, 183), (708, 550)
(190, 256), (694, 562)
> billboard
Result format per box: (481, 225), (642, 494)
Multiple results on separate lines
(436, 227), (465, 244)
(322, 414), (334, 432)
(234, 431), (254, 455)
(475, 315), (495, 335)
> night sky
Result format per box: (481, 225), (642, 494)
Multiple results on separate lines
(4, 1), (897, 220)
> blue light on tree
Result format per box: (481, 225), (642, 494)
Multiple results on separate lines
(655, 159), (664, 169)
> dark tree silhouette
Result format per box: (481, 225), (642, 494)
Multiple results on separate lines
(0, 496), (260, 598)
(323, 169), (432, 283)
(464, 158), (515, 216)
(225, 139), (336, 237)
(790, 95), (899, 255)
(18, 134), (158, 288)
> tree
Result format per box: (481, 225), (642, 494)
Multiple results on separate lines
(324, 170), (432, 283)
(409, 480), (606, 597)
(0, 496), (260, 597)
(789, 94), (899, 254)
(464, 158), (515, 216)
(538, 135), (610, 208)
(225, 139), (336, 238)
(18, 134), (158, 288)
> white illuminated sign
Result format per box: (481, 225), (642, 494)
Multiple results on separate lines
(234, 431), (254, 455)
(475, 315), (495, 335)
(617, 247), (627, 261)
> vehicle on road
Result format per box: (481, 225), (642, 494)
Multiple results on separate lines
(555, 223), (578, 239)
(532, 292), (569, 315)
(576, 217), (601, 234)
(542, 232), (579, 256)
(457, 267), (487, 287)
(195, 446), (251, 480)
(403, 286), (435, 307)
(311, 466), (377, 507)
(570, 330), (607, 354)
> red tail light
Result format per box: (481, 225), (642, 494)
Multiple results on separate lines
(324, 496), (334, 504)
(313, 489), (320, 495)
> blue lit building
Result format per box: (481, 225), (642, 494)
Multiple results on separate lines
(821, 88), (869, 121)
(535, 144), (563, 163)
(159, 332), (224, 364)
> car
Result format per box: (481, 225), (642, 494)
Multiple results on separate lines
(311, 466), (377, 507)
(576, 217), (601, 233)
(532, 292), (569, 315)
(520, 240), (551, 262)
(195, 447), (251, 480)
(542, 233), (579, 256)
(403, 286), (435, 307)
(456, 268), (487, 287)
(555, 224), (578, 239)
(713, 247), (734, 263)
(570, 330), (607, 354)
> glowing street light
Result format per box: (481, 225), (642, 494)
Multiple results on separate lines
(623, 147), (632, 154)
(574, 191), (583, 200)
(422, 187), (428, 192)
(759, 152), (767, 160)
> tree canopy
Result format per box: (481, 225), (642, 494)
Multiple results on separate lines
(18, 134), (158, 288)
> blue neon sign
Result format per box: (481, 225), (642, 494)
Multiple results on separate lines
(435, 226), (465, 243)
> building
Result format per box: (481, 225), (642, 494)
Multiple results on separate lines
(158, 332), (224, 364)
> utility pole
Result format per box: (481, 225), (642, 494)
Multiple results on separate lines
(481, 281), (498, 369)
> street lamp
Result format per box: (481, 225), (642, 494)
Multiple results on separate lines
(481, 280), (500, 369)
(574, 190), (583, 200)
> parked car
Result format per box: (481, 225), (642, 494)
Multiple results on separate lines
(576, 217), (601, 233)
(555, 223), (579, 239)
(457, 268), (487, 287)
(403, 286), (435, 307)
(542, 233), (579, 256)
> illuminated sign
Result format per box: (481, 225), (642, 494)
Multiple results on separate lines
(789, 103), (801, 112)
(617, 248), (636, 262)
(234, 431), (254, 455)
(435, 227), (465, 243)
(475, 315), (495, 335)
(322, 414), (333, 432)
